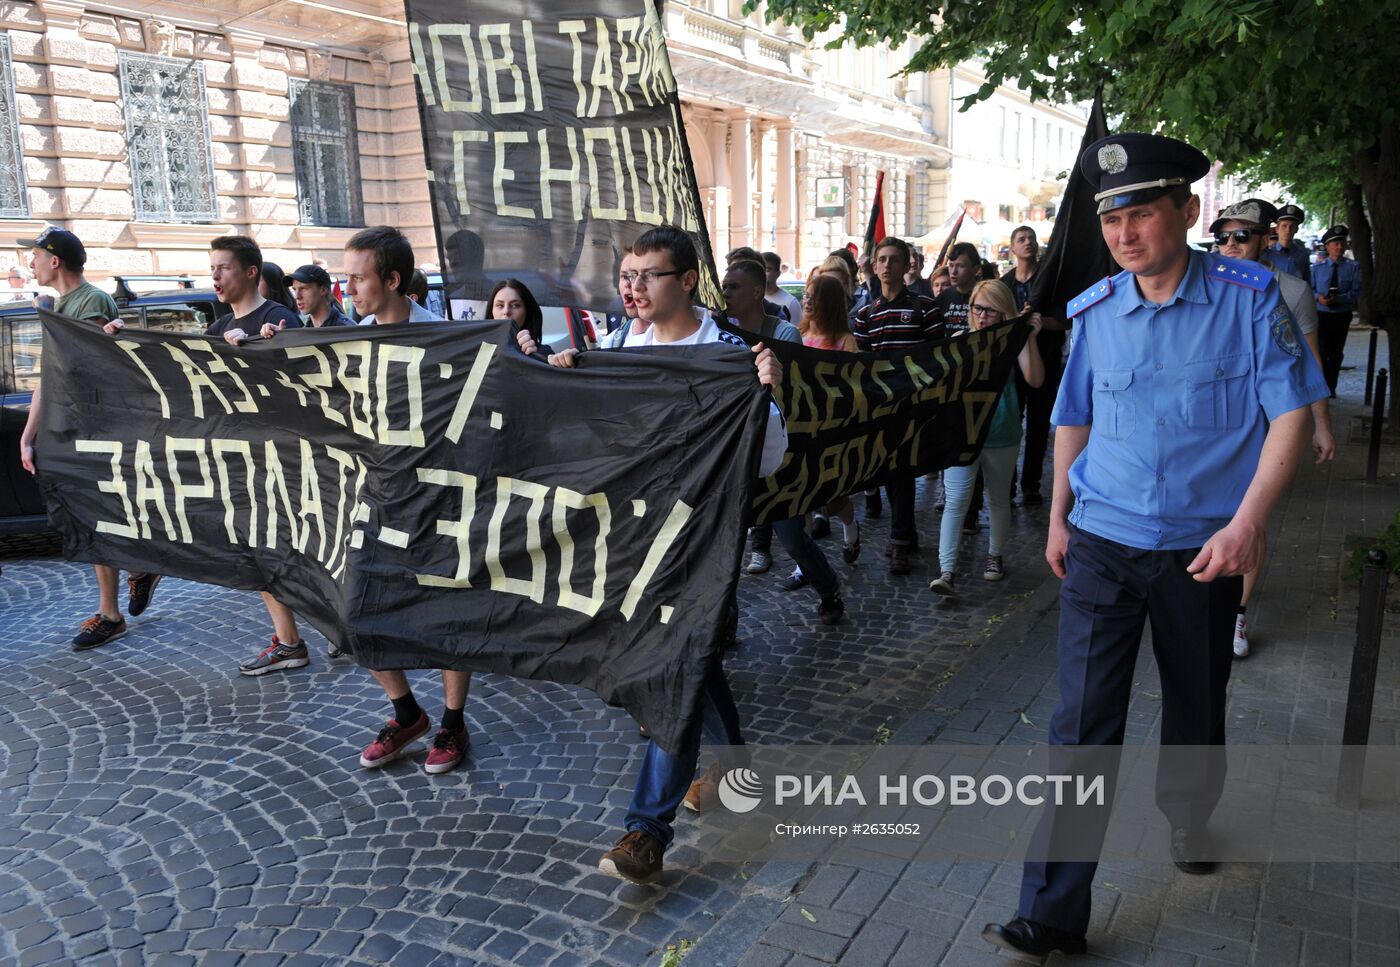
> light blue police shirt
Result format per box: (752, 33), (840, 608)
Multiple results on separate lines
(1268, 241), (1311, 280)
(1051, 250), (1329, 550)
(1310, 256), (1362, 314)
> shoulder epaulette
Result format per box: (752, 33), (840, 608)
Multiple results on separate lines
(1208, 256), (1271, 291)
(1067, 278), (1112, 317)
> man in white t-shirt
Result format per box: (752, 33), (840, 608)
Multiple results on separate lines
(762, 251), (802, 323)
(550, 226), (806, 885)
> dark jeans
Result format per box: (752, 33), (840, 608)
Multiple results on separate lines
(750, 522), (773, 555)
(625, 663), (747, 849)
(886, 473), (918, 547)
(773, 516), (839, 598)
(1018, 329), (1066, 495)
(1317, 311), (1351, 395)
(1018, 526), (1240, 935)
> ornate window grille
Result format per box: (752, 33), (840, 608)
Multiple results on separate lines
(118, 52), (218, 223)
(0, 36), (30, 219)
(290, 80), (363, 227)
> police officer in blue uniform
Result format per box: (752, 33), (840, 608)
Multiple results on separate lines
(1268, 203), (1312, 278)
(983, 133), (1329, 960)
(1310, 224), (1363, 396)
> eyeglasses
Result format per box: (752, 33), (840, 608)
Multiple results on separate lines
(969, 304), (1001, 317)
(619, 269), (682, 287)
(1213, 229), (1263, 246)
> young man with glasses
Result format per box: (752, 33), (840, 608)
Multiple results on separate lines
(549, 225), (793, 884)
(852, 236), (944, 574)
(1213, 198), (1335, 657)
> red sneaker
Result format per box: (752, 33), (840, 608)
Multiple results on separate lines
(359, 711), (430, 768)
(424, 726), (469, 775)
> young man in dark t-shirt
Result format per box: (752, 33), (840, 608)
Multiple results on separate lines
(207, 235), (301, 343)
(852, 237), (943, 574)
(999, 225), (1064, 504)
(935, 242), (981, 335)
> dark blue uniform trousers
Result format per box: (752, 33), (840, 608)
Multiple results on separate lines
(1018, 526), (1241, 935)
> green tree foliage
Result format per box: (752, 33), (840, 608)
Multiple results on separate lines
(756, 0), (1400, 425)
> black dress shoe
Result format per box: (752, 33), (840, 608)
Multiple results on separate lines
(1170, 826), (1217, 875)
(982, 917), (1087, 957)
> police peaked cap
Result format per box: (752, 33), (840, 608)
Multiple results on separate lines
(1321, 225), (1349, 244)
(1080, 133), (1211, 214)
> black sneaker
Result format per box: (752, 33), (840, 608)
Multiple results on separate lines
(888, 544), (910, 575)
(126, 573), (161, 617)
(73, 614), (126, 651)
(779, 569), (807, 592)
(819, 592), (844, 626)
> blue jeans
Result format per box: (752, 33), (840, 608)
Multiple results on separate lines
(772, 517), (839, 598)
(625, 664), (748, 849)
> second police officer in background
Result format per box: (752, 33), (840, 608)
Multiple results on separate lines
(1311, 224), (1363, 396)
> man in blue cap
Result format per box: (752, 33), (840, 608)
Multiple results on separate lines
(983, 133), (1328, 959)
(1269, 203), (1312, 278)
(1310, 224), (1362, 396)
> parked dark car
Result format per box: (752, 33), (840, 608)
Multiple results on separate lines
(0, 277), (227, 533)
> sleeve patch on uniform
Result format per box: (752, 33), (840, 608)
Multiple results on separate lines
(1269, 303), (1302, 357)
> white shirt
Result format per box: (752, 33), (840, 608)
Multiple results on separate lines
(768, 287), (802, 324)
(622, 316), (789, 477)
(360, 300), (444, 325)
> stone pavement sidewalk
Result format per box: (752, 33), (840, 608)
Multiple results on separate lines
(695, 329), (1400, 967)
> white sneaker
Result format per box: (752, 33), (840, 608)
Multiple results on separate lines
(745, 551), (771, 574)
(1232, 615), (1249, 658)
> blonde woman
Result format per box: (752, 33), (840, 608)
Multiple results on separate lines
(930, 280), (1042, 594)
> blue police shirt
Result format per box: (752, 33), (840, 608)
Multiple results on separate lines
(1051, 250), (1328, 551)
(1310, 256), (1362, 314)
(1268, 241), (1311, 280)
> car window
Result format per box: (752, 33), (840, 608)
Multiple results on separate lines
(142, 303), (213, 334)
(9, 314), (40, 394)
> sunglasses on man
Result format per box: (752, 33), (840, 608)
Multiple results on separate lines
(1213, 228), (1265, 246)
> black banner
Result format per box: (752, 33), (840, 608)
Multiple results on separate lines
(35, 312), (766, 755)
(406, 0), (723, 311)
(723, 320), (1032, 526)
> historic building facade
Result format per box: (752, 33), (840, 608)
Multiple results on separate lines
(0, 0), (1086, 284)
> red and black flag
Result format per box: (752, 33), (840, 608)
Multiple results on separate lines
(934, 208), (966, 270)
(863, 171), (887, 256)
(1028, 90), (1117, 320)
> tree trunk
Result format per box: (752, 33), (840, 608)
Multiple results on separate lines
(1352, 122), (1400, 434)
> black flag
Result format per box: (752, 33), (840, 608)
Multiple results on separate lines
(1028, 91), (1117, 319)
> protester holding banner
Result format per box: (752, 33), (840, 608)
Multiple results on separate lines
(929, 280), (1042, 595)
(798, 274), (861, 563)
(851, 237), (943, 574)
(541, 226), (781, 883)
(487, 278), (554, 360)
(328, 226), (474, 773)
(207, 236), (301, 345)
(17, 226), (162, 651)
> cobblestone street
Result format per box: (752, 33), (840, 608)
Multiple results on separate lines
(0, 455), (1055, 965)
